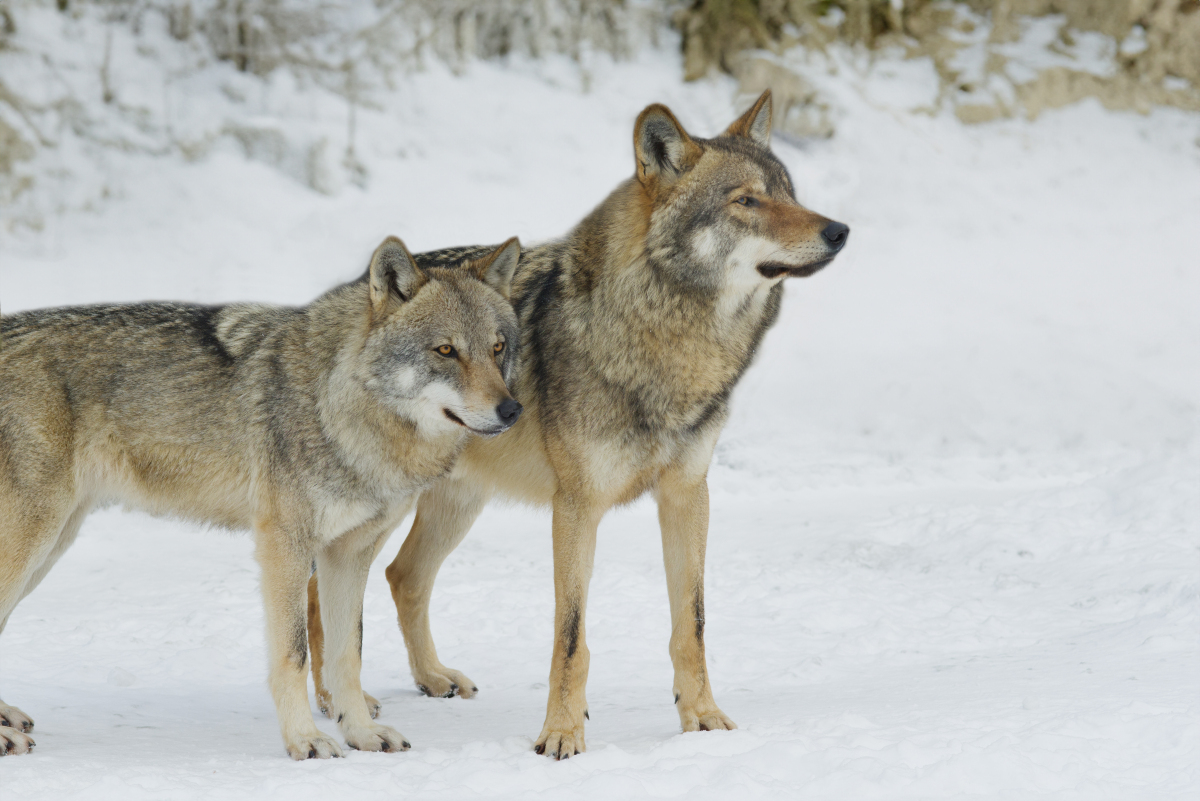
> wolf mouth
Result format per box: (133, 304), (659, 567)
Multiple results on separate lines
(757, 258), (834, 279)
(443, 408), (508, 438)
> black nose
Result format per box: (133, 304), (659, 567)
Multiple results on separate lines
(821, 221), (850, 251)
(496, 398), (523, 426)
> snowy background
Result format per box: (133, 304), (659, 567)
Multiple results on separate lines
(2, 4), (1199, 799)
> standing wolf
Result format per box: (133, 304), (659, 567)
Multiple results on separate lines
(0, 237), (522, 759)
(309, 91), (850, 758)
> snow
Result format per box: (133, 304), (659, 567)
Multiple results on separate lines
(3, 25), (1200, 801)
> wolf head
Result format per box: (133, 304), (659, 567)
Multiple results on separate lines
(633, 91), (848, 298)
(360, 237), (522, 438)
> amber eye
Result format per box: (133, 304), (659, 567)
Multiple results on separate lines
(734, 195), (758, 207)
(494, 341), (505, 355)
(435, 344), (456, 357)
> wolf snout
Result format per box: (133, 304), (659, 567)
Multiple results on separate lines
(496, 398), (523, 427)
(821, 221), (850, 251)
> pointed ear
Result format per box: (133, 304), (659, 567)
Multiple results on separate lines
(469, 237), (520, 299)
(368, 236), (425, 316)
(725, 90), (772, 146)
(634, 103), (699, 185)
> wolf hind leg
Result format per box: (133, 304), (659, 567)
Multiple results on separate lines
(0, 611), (33, 748)
(0, 485), (87, 755)
(15, 502), (91, 606)
(384, 477), (490, 699)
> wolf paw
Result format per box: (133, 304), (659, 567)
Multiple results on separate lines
(414, 666), (476, 699)
(318, 691), (381, 720)
(284, 731), (344, 760)
(679, 705), (737, 733)
(0, 703), (34, 734)
(534, 726), (585, 760)
(1, 726), (36, 755)
(343, 723), (410, 753)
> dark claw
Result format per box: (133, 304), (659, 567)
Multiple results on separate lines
(337, 713), (344, 723)
(674, 693), (680, 705)
(534, 743), (545, 754)
(699, 723), (710, 732)
(550, 750), (558, 759)
(401, 741), (411, 750)
(380, 741), (390, 752)
(417, 685), (430, 696)
(471, 686), (478, 693)
(560, 751), (570, 760)
(584, 710), (589, 720)
(307, 748), (317, 759)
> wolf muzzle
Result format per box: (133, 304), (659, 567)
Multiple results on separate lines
(757, 220), (851, 279)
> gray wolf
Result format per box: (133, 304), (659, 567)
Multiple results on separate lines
(0, 237), (522, 759)
(309, 91), (850, 758)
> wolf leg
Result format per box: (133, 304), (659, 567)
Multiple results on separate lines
(0, 615), (33, 744)
(308, 573), (381, 719)
(0, 609), (35, 753)
(0, 482), (88, 755)
(534, 489), (603, 759)
(656, 468), (736, 733)
(255, 519), (342, 760)
(0, 609), (35, 752)
(316, 533), (409, 753)
(385, 477), (490, 699)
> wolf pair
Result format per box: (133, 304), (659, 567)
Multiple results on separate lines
(0, 90), (848, 760)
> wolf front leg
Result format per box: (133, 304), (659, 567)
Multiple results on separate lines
(308, 573), (381, 719)
(315, 528), (409, 753)
(534, 489), (604, 759)
(385, 477), (490, 699)
(255, 518), (343, 760)
(656, 467), (736, 733)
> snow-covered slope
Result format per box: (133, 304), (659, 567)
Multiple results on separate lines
(2, 36), (1198, 801)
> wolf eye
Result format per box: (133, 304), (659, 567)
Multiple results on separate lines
(494, 341), (505, 355)
(435, 345), (456, 358)
(734, 195), (758, 207)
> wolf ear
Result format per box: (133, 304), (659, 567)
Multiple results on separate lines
(470, 237), (520, 300)
(725, 90), (772, 146)
(634, 103), (698, 185)
(368, 236), (425, 315)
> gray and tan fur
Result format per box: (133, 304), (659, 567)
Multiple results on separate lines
(310, 91), (850, 758)
(0, 237), (522, 759)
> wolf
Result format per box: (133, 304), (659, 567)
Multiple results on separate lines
(307, 90), (850, 758)
(0, 237), (522, 759)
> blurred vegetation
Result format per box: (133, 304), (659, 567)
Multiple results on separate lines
(2, 0), (1198, 210)
(673, 0), (1200, 123)
(674, 1), (1200, 87)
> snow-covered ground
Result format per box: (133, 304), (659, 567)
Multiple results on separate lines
(2, 31), (1199, 801)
